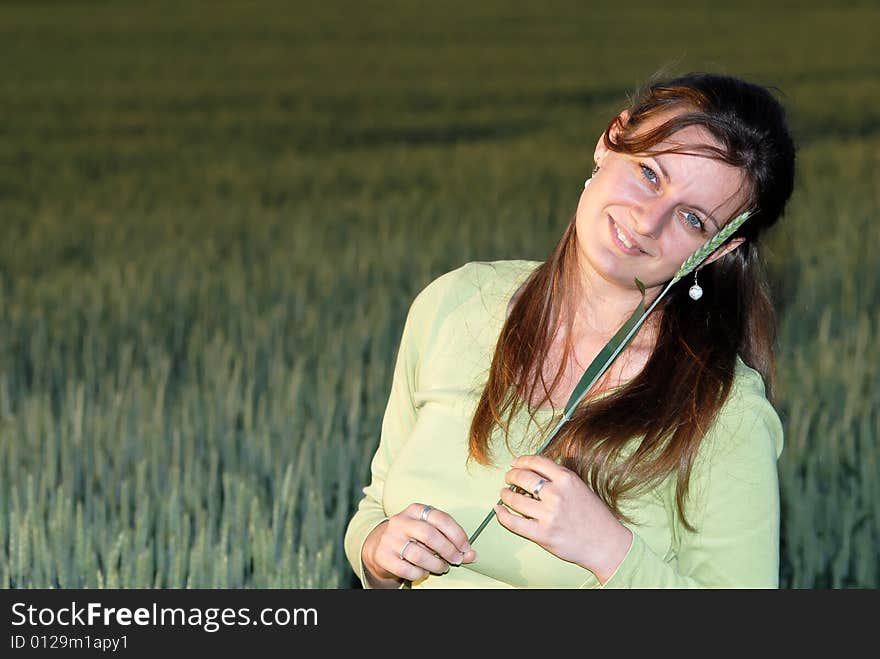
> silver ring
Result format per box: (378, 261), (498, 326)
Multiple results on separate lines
(399, 538), (416, 561)
(533, 478), (547, 500)
(420, 505), (434, 522)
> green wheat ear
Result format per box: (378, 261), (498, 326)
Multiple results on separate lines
(671, 209), (753, 283)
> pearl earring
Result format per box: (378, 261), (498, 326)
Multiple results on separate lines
(688, 269), (703, 300)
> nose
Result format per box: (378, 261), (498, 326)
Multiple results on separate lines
(630, 196), (672, 239)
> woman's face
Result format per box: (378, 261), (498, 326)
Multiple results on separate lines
(575, 109), (750, 294)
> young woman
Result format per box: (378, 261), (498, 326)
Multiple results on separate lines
(344, 71), (797, 588)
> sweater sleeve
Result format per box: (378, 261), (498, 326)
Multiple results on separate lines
(343, 276), (437, 588)
(594, 370), (784, 589)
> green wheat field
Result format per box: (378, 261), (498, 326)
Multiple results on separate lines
(0, 1), (877, 588)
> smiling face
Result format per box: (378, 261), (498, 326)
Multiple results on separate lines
(575, 108), (751, 296)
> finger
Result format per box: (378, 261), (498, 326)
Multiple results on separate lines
(414, 506), (473, 556)
(387, 553), (430, 582)
(511, 454), (566, 479)
(461, 548), (478, 563)
(408, 519), (467, 567)
(401, 504), (474, 564)
(504, 468), (551, 499)
(398, 539), (451, 575)
(401, 504), (464, 564)
(494, 503), (538, 540)
(499, 485), (543, 519)
(404, 502), (435, 520)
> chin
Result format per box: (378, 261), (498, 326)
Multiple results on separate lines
(576, 243), (630, 286)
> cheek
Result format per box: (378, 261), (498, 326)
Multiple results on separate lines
(662, 232), (702, 266)
(575, 188), (608, 229)
(573, 194), (591, 234)
(575, 188), (591, 218)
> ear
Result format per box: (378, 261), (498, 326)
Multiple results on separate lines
(702, 236), (746, 267)
(594, 109), (631, 167)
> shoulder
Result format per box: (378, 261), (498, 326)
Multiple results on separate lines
(399, 259), (543, 370)
(724, 358), (784, 457)
(409, 259), (542, 323)
(694, 357), (784, 480)
(414, 259), (541, 302)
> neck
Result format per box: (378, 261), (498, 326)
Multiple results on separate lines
(560, 261), (663, 348)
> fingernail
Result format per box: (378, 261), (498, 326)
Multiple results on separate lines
(460, 541), (471, 553)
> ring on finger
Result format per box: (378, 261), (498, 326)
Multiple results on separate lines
(400, 538), (417, 562)
(420, 504), (434, 522)
(533, 478), (547, 500)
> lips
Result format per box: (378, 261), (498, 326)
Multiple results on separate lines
(608, 217), (648, 255)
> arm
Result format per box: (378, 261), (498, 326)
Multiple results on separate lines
(343, 284), (429, 589)
(595, 378), (784, 589)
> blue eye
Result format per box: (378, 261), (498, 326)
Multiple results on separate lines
(640, 164), (659, 186)
(683, 211), (704, 231)
(640, 162), (705, 231)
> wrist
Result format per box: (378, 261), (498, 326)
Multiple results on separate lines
(590, 524), (633, 585)
(362, 561), (404, 589)
(361, 520), (404, 589)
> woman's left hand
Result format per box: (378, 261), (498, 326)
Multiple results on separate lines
(497, 454), (634, 583)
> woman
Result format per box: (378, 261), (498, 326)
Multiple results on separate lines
(344, 71), (796, 588)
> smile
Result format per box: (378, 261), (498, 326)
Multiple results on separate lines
(609, 217), (648, 255)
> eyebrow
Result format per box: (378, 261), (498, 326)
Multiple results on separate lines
(652, 155), (721, 231)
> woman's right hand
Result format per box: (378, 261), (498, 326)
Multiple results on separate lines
(361, 503), (478, 587)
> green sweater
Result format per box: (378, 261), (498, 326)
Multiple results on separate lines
(344, 259), (784, 588)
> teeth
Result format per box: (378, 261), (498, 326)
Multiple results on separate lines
(614, 222), (634, 249)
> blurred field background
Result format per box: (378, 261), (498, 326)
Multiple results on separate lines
(0, 0), (877, 588)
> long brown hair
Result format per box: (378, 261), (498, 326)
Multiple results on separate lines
(467, 72), (796, 530)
